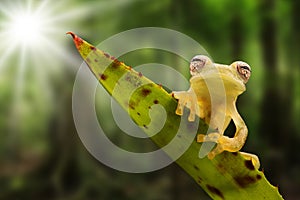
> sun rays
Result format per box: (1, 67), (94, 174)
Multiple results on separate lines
(0, 0), (89, 106)
(0, 0), (142, 131)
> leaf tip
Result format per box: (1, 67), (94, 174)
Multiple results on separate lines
(66, 31), (84, 51)
(66, 31), (75, 39)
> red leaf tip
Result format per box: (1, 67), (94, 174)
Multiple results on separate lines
(66, 32), (83, 50)
(66, 31), (76, 39)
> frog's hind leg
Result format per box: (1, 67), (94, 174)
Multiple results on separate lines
(199, 133), (260, 169)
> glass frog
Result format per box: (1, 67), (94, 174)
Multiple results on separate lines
(173, 55), (260, 169)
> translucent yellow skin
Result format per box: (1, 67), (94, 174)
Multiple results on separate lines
(173, 55), (260, 169)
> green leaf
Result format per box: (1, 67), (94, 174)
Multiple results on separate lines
(67, 32), (284, 200)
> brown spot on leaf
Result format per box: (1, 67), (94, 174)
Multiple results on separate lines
(141, 89), (151, 97)
(217, 163), (226, 174)
(94, 59), (98, 62)
(197, 176), (203, 184)
(143, 125), (148, 129)
(111, 61), (119, 69)
(234, 175), (257, 188)
(103, 52), (110, 58)
(138, 72), (143, 77)
(194, 165), (200, 171)
(206, 185), (224, 199)
(245, 160), (255, 170)
(256, 174), (262, 180)
(115, 60), (122, 65)
(100, 74), (107, 80)
(90, 46), (96, 51)
(86, 58), (91, 63)
(232, 152), (238, 156)
(125, 76), (131, 82)
(154, 100), (159, 104)
(137, 112), (141, 116)
(129, 102), (135, 110)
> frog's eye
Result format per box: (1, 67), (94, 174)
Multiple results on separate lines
(190, 55), (212, 76)
(235, 61), (251, 83)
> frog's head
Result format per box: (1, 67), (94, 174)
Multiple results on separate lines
(189, 55), (213, 76)
(230, 61), (251, 84)
(190, 55), (251, 85)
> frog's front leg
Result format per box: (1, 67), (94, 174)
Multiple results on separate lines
(173, 89), (199, 121)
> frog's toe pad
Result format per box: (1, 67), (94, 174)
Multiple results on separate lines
(175, 107), (183, 116)
(188, 113), (196, 122)
(197, 134), (205, 142)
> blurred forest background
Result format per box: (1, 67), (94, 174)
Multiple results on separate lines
(0, 0), (300, 199)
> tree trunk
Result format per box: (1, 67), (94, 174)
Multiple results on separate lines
(230, 13), (243, 58)
(259, 0), (287, 184)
